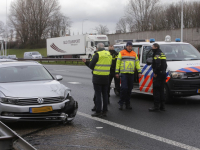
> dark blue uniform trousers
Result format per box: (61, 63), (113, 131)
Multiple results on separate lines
(119, 73), (134, 106)
(93, 83), (109, 113)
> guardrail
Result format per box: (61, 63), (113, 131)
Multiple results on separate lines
(0, 121), (36, 150)
(17, 58), (90, 64)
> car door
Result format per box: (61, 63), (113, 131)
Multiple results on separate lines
(139, 45), (154, 94)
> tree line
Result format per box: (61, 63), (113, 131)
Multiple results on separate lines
(5, 0), (71, 48)
(116, 0), (200, 33)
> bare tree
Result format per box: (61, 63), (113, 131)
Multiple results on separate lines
(95, 24), (109, 34)
(0, 21), (5, 37)
(9, 0), (71, 47)
(126, 0), (160, 31)
(116, 18), (127, 33)
(47, 13), (71, 38)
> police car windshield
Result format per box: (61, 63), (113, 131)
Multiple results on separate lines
(114, 46), (124, 53)
(160, 44), (200, 61)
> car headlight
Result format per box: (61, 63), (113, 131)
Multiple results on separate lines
(171, 72), (186, 79)
(0, 97), (19, 104)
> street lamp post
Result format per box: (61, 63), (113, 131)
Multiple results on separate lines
(181, 0), (183, 42)
(5, 0), (8, 56)
(82, 19), (88, 35)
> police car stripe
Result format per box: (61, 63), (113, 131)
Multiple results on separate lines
(143, 66), (151, 76)
(191, 67), (200, 72)
(178, 68), (193, 72)
(144, 66), (152, 78)
(142, 65), (148, 73)
(184, 67), (198, 72)
(140, 75), (150, 91)
(145, 77), (153, 92)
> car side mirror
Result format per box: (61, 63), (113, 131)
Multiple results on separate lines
(56, 75), (63, 81)
(146, 58), (152, 65)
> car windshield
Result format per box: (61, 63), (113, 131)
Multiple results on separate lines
(114, 46), (124, 53)
(95, 41), (109, 47)
(32, 52), (40, 55)
(144, 44), (200, 61)
(0, 65), (53, 83)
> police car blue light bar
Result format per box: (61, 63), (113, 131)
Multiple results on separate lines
(150, 38), (155, 43)
(175, 38), (181, 42)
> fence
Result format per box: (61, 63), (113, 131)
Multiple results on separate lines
(17, 58), (90, 64)
(107, 28), (200, 47)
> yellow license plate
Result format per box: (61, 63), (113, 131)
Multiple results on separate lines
(30, 106), (53, 113)
(197, 89), (200, 93)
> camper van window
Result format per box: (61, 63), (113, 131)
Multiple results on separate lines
(95, 41), (109, 47)
(32, 52), (40, 55)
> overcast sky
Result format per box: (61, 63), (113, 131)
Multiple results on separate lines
(0, 0), (196, 35)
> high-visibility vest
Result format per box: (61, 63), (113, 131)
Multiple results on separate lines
(116, 49), (141, 74)
(93, 50), (112, 75)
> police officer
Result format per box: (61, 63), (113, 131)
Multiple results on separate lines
(116, 42), (142, 110)
(89, 43), (112, 117)
(108, 45), (120, 104)
(149, 43), (167, 112)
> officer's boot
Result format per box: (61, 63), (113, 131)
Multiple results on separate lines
(160, 103), (166, 111)
(108, 98), (110, 104)
(126, 104), (132, 110)
(149, 103), (160, 112)
(91, 105), (96, 111)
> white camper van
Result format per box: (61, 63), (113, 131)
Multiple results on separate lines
(24, 51), (42, 59)
(46, 34), (109, 58)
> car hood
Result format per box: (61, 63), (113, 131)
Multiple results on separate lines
(167, 60), (200, 72)
(0, 80), (68, 98)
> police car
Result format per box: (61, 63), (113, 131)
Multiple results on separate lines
(114, 36), (200, 102)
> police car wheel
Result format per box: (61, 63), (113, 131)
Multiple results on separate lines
(164, 84), (172, 103)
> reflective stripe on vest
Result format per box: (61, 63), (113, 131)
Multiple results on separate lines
(93, 50), (112, 75)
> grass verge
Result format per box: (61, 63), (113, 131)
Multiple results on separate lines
(7, 48), (47, 58)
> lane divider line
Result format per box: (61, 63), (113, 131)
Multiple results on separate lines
(77, 111), (200, 150)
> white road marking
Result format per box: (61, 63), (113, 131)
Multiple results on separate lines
(54, 70), (65, 72)
(68, 82), (81, 84)
(78, 111), (200, 150)
(96, 127), (103, 129)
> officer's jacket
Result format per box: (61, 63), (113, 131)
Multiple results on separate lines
(89, 49), (112, 84)
(116, 49), (141, 74)
(152, 49), (167, 74)
(93, 50), (112, 76)
(109, 50), (118, 74)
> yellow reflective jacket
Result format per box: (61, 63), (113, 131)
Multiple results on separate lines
(93, 50), (112, 75)
(116, 49), (141, 74)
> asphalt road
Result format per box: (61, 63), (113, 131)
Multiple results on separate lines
(6, 65), (200, 150)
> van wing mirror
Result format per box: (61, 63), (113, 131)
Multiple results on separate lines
(146, 58), (153, 65)
(91, 42), (94, 47)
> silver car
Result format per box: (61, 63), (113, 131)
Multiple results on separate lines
(0, 61), (78, 123)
